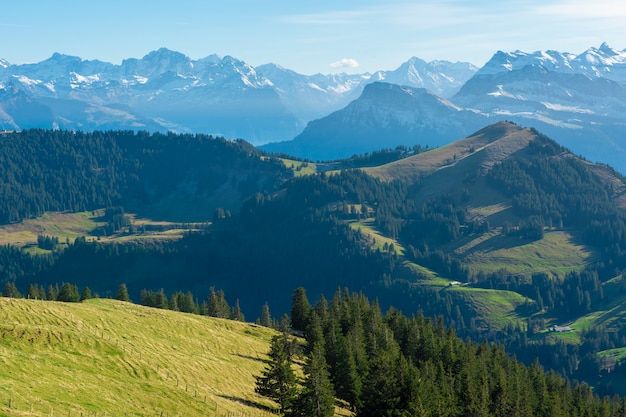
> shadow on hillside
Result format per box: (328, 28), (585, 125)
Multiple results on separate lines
(219, 395), (275, 413)
(465, 234), (532, 255)
(236, 353), (270, 364)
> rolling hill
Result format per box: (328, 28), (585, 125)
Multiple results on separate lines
(2, 123), (626, 396)
(0, 297), (278, 416)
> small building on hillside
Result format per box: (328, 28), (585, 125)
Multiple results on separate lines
(549, 325), (573, 332)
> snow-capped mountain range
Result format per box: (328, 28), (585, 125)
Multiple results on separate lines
(0, 48), (476, 143)
(264, 43), (626, 172)
(2, 43), (626, 172)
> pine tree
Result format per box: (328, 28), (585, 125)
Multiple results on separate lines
(260, 302), (272, 327)
(358, 348), (401, 416)
(291, 287), (311, 332)
(334, 332), (362, 410)
(47, 284), (59, 301)
(208, 287), (230, 318)
(306, 310), (325, 352)
(155, 288), (169, 309)
(230, 298), (245, 321)
(255, 333), (298, 414)
(115, 283), (130, 302)
(80, 286), (92, 301)
(27, 284), (40, 300)
(289, 342), (335, 417)
(3, 281), (22, 298)
(57, 283), (80, 302)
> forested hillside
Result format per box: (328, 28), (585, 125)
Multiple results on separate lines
(257, 288), (626, 416)
(0, 129), (290, 223)
(3, 124), (626, 397)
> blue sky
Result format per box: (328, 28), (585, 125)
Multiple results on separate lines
(3, 0), (625, 74)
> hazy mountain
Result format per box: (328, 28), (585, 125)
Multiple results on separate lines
(3, 44), (626, 172)
(453, 44), (626, 172)
(261, 82), (489, 160)
(266, 44), (626, 173)
(0, 49), (476, 143)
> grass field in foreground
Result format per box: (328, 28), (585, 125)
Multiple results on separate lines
(0, 298), (279, 417)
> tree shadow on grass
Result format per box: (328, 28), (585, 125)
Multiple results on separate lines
(218, 395), (276, 413)
(235, 353), (270, 364)
(464, 233), (533, 255)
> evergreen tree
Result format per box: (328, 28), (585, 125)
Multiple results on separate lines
(289, 342), (336, 417)
(169, 292), (179, 311)
(37, 285), (46, 301)
(155, 288), (169, 309)
(306, 310), (326, 352)
(27, 284), (40, 300)
(291, 287), (311, 332)
(260, 302), (272, 327)
(80, 286), (92, 301)
(57, 283), (80, 302)
(182, 291), (197, 314)
(230, 298), (245, 321)
(115, 283), (130, 302)
(47, 284), (59, 301)
(255, 333), (298, 414)
(3, 281), (22, 298)
(358, 348), (402, 416)
(334, 332), (362, 410)
(207, 287), (230, 318)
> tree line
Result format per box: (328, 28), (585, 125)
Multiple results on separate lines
(255, 287), (626, 417)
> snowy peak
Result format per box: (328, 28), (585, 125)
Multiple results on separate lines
(477, 43), (626, 83)
(578, 43), (626, 67)
(372, 57), (477, 98)
(121, 48), (194, 78)
(478, 49), (576, 75)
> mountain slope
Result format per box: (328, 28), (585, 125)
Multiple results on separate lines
(0, 130), (290, 224)
(261, 82), (489, 160)
(452, 45), (626, 173)
(262, 44), (626, 173)
(365, 121), (531, 185)
(0, 297), (277, 416)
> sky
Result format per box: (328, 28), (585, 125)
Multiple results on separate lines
(2, 0), (626, 75)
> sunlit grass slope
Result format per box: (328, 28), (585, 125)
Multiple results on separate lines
(0, 298), (278, 417)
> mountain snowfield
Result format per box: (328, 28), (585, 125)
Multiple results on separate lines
(2, 43), (626, 171)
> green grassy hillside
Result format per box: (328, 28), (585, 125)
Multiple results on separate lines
(0, 210), (205, 251)
(0, 298), (279, 417)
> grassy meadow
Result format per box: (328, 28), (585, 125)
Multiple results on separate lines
(0, 298), (279, 417)
(0, 211), (205, 251)
(458, 230), (594, 278)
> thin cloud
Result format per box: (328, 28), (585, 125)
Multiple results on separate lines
(280, 9), (371, 26)
(329, 58), (360, 69)
(534, 0), (626, 18)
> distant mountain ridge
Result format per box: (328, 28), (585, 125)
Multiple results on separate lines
(3, 44), (626, 172)
(0, 49), (476, 143)
(266, 43), (626, 173)
(262, 82), (489, 160)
